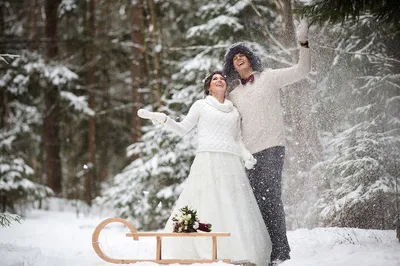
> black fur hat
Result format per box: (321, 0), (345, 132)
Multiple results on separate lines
(222, 42), (263, 86)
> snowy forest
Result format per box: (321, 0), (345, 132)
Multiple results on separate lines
(1, 0), (399, 233)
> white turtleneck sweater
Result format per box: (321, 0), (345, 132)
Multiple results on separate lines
(165, 95), (247, 157)
(228, 47), (311, 154)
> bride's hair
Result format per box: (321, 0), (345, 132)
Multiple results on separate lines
(203, 71), (225, 97)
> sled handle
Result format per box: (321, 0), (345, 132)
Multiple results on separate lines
(92, 217), (139, 264)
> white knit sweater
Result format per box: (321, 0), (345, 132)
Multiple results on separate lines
(165, 96), (247, 157)
(228, 47), (311, 154)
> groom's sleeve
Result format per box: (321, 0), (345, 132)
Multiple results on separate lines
(266, 47), (311, 89)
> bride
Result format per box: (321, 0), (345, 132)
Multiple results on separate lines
(137, 71), (271, 265)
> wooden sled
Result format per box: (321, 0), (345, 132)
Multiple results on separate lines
(92, 217), (231, 264)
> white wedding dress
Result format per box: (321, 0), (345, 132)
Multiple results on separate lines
(161, 96), (271, 265)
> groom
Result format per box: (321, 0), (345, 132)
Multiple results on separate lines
(223, 20), (311, 265)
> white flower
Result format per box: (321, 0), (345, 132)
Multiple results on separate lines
(174, 214), (184, 223)
(193, 221), (199, 230)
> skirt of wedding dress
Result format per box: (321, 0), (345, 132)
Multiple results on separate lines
(162, 152), (271, 265)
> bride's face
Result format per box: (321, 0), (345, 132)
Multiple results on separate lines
(208, 74), (226, 95)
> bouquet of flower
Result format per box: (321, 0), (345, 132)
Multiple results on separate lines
(172, 206), (212, 233)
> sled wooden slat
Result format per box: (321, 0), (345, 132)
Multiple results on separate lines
(154, 259), (231, 264)
(212, 236), (217, 259)
(156, 236), (162, 260)
(92, 217), (231, 264)
(126, 232), (230, 237)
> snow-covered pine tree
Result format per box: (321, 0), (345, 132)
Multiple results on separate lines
(0, 51), (86, 219)
(1, 52), (52, 215)
(306, 16), (400, 229)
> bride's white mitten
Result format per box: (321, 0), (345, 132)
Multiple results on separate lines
(244, 156), (257, 170)
(137, 109), (167, 123)
(239, 142), (257, 169)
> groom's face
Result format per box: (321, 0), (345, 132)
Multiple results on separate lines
(233, 53), (251, 74)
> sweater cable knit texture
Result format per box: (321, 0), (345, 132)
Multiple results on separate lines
(165, 96), (243, 156)
(228, 47), (311, 154)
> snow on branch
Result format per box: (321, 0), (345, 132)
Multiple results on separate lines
(0, 213), (22, 228)
(187, 15), (243, 38)
(0, 54), (20, 64)
(60, 91), (95, 116)
(316, 43), (400, 64)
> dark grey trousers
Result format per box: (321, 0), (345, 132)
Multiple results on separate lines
(246, 146), (290, 262)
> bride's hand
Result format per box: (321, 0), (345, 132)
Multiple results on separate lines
(244, 157), (257, 170)
(137, 109), (167, 123)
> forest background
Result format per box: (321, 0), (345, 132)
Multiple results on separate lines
(1, 0), (399, 231)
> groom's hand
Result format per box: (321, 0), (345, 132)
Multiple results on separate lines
(294, 19), (309, 44)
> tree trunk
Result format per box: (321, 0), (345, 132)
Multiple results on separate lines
(147, 0), (162, 108)
(131, 0), (147, 152)
(44, 0), (62, 195)
(142, 24), (153, 108)
(65, 124), (75, 199)
(97, 1), (110, 183)
(98, 119), (109, 182)
(0, 1), (4, 54)
(86, 0), (96, 206)
(279, 0), (296, 49)
(30, 0), (39, 50)
(277, 0), (323, 229)
(45, 0), (60, 58)
(1, 87), (9, 130)
(279, 0), (322, 170)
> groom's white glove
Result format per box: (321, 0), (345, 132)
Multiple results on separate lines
(137, 109), (167, 124)
(294, 19), (309, 43)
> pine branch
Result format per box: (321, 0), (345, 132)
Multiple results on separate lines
(0, 54), (20, 64)
(166, 44), (228, 51)
(0, 213), (22, 228)
(315, 42), (400, 63)
(296, 0), (400, 28)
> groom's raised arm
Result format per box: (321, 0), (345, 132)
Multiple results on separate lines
(266, 46), (311, 89)
(263, 19), (311, 89)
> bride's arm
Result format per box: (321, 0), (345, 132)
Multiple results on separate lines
(164, 101), (201, 136)
(238, 136), (257, 169)
(236, 118), (257, 169)
(137, 101), (202, 137)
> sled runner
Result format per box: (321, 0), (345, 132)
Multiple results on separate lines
(92, 217), (231, 264)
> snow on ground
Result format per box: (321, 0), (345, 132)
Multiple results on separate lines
(1, 202), (399, 266)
